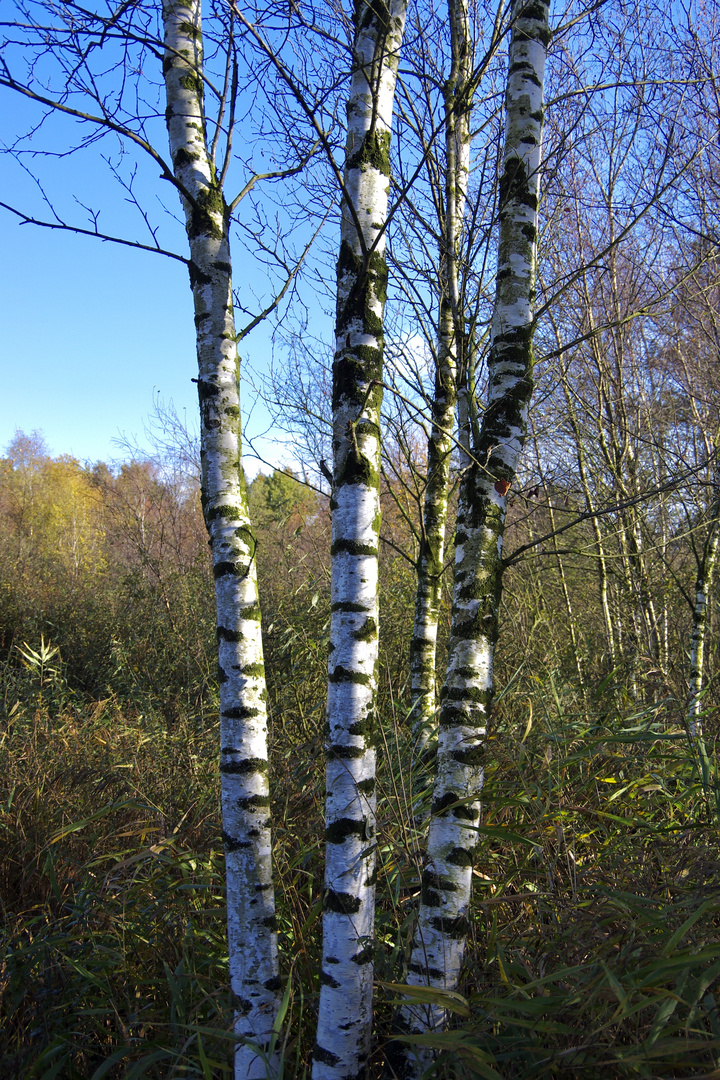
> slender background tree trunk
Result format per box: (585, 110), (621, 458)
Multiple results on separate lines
(688, 452), (720, 796)
(409, 0), (473, 752)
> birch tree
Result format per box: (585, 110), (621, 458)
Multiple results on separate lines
(406, 0), (475, 751)
(393, 1), (549, 1071)
(0, 4), (325, 1074)
(688, 462), (720, 759)
(161, 5), (281, 1074)
(665, 250), (720, 767)
(313, 0), (407, 1075)
(519, 0), (720, 701)
(377, 0), (508, 752)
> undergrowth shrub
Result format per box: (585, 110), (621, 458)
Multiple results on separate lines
(2, 676), (719, 1078)
(1, 450), (719, 1077)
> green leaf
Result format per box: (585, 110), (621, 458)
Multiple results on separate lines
(601, 962), (629, 1014)
(475, 825), (537, 846)
(48, 798), (144, 844)
(391, 1031), (503, 1079)
(197, 1034), (213, 1080)
(644, 972), (688, 1050)
(379, 981), (471, 1017)
(662, 900), (720, 956)
(123, 1049), (173, 1079)
(90, 1048), (133, 1080)
(269, 973), (293, 1061)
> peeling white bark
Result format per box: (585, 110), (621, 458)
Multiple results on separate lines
(162, 4), (279, 1077)
(313, 1), (407, 1077)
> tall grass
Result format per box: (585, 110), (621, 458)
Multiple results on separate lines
(381, 676), (720, 1078)
(1, 659), (719, 1077)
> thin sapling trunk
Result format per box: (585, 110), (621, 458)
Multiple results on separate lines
(409, 0), (473, 752)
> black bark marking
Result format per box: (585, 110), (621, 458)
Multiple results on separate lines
(324, 889), (362, 914)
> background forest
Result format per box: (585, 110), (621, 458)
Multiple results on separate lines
(3, 0), (720, 1077)
(2, 369), (720, 1078)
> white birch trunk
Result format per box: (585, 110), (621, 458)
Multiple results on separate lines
(410, 0), (473, 751)
(312, 1), (407, 1076)
(392, 2), (549, 1074)
(162, 5), (279, 1076)
(530, 423), (585, 684)
(688, 528), (719, 739)
(688, 456), (720, 796)
(563, 383), (617, 668)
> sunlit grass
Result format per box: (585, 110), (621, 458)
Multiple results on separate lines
(1, 668), (719, 1078)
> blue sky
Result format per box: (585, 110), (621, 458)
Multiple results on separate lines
(0, 2), (373, 480)
(1, 212), (198, 462)
(0, 180), (286, 474)
(0, 58), (297, 474)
